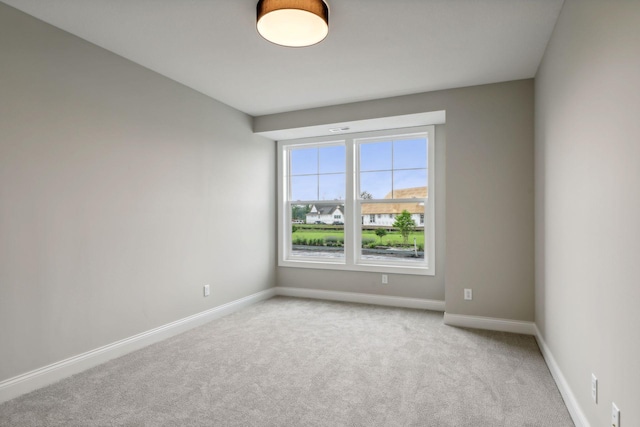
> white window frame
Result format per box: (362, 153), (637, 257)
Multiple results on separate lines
(277, 126), (435, 276)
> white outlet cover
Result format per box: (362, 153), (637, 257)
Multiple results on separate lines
(591, 373), (597, 403)
(464, 289), (472, 300)
(612, 402), (620, 427)
(203, 284), (210, 297)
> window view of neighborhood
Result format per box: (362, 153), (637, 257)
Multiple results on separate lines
(287, 136), (429, 265)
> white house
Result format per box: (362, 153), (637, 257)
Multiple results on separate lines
(306, 204), (344, 224)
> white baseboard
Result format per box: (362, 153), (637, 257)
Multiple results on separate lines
(274, 286), (445, 311)
(534, 325), (589, 427)
(442, 314), (589, 426)
(0, 288), (276, 404)
(0, 285), (590, 427)
(443, 312), (536, 335)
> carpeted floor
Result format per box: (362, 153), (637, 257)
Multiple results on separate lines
(0, 297), (574, 426)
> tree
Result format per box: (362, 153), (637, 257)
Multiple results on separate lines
(360, 191), (373, 200)
(374, 228), (388, 243)
(291, 204), (311, 221)
(392, 210), (416, 244)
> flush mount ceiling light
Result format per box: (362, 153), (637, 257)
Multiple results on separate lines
(257, 0), (329, 47)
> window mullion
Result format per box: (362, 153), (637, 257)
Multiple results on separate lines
(344, 138), (356, 266)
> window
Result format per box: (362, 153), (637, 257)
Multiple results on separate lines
(278, 126), (435, 275)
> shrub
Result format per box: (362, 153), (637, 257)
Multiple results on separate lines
(374, 228), (388, 242)
(325, 236), (343, 247)
(311, 238), (324, 246)
(293, 237), (307, 245)
(361, 238), (376, 246)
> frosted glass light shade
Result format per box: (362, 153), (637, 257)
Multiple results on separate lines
(257, 0), (329, 47)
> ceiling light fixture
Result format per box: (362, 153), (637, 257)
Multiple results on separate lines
(257, 0), (329, 47)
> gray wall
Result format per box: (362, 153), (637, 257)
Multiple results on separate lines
(535, 0), (640, 425)
(258, 80), (535, 320)
(0, 4), (276, 382)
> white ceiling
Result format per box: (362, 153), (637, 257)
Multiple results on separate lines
(2, 0), (564, 117)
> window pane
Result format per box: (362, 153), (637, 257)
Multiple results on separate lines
(360, 141), (392, 171)
(393, 138), (427, 169)
(393, 169), (427, 197)
(290, 148), (317, 175)
(319, 174), (345, 201)
(290, 215), (344, 259)
(291, 175), (317, 201)
(319, 145), (345, 173)
(360, 171), (392, 199)
(360, 202), (425, 263)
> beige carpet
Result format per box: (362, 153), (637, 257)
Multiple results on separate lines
(0, 296), (574, 426)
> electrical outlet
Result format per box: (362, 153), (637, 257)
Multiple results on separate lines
(203, 284), (210, 297)
(612, 402), (620, 427)
(464, 288), (472, 300)
(591, 374), (597, 403)
(381, 274), (388, 284)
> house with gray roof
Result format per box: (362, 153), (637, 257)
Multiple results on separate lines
(306, 203), (344, 224)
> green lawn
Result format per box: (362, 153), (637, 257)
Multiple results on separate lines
(362, 230), (424, 247)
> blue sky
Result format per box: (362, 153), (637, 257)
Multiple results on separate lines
(290, 138), (428, 201)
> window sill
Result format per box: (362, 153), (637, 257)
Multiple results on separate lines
(279, 258), (435, 276)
